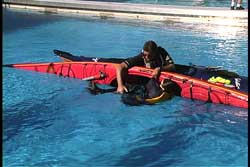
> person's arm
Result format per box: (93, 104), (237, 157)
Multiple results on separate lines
(116, 54), (144, 93)
(151, 64), (175, 78)
(162, 63), (175, 72)
(158, 46), (176, 72)
(116, 62), (128, 93)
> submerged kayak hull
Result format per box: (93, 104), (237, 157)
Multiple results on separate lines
(4, 61), (248, 108)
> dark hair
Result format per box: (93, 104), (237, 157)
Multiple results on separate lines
(143, 40), (158, 55)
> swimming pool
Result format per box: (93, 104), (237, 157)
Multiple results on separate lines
(3, 9), (248, 167)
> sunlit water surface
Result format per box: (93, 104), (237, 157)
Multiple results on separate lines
(81, 0), (248, 7)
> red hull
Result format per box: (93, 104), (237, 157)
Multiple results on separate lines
(7, 61), (248, 108)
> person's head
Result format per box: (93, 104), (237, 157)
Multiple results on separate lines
(142, 40), (158, 61)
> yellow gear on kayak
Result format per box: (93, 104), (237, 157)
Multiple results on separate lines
(208, 76), (231, 85)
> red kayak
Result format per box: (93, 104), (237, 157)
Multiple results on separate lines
(4, 60), (248, 108)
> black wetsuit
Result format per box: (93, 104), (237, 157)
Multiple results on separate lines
(123, 46), (174, 69)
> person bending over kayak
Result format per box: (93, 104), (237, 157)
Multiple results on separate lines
(54, 49), (248, 94)
(116, 40), (175, 93)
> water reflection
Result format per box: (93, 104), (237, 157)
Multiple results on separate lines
(178, 99), (248, 121)
(114, 124), (190, 166)
(80, 0), (248, 7)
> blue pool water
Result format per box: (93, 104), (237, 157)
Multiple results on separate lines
(3, 9), (248, 167)
(82, 0), (248, 8)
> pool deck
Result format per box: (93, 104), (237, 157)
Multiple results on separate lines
(2, 0), (248, 27)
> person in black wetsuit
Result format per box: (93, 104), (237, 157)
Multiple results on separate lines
(54, 41), (176, 96)
(116, 40), (175, 93)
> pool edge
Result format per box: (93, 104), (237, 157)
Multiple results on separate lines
(2, 0), (248, 27)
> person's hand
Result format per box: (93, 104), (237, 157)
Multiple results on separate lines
(116, 85), (128, 94)
(152, 67), (161, 78)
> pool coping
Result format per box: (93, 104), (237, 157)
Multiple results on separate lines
(2, 0), (248, 27)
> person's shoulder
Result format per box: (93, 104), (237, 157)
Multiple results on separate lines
(158, 46), (166, 51)
(124, 52), (144, 67)
(158, 46), (168, 54)
(126, 52), (143, 60)
(135, 52), (143, 58)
